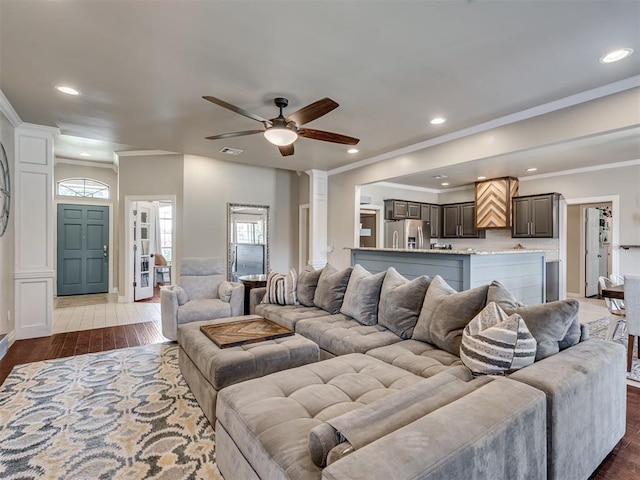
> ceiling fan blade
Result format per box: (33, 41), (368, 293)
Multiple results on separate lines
(205, 129), (264, 140)
(203, 96), (272, 125)
(298, 128), (360, 145)
(278, 144), (295, 156)
(287, 98), (339, 126)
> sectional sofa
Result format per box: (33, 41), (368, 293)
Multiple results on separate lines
(210, 264), (626, 480)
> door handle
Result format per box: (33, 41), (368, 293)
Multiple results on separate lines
(103, 244), (108, 257)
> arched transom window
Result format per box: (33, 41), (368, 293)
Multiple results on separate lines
(57, 178), (110, 199)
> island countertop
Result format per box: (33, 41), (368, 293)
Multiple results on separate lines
(349, 247), (546, 255)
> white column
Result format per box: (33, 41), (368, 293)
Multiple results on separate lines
(306, 169), (328, 269)
(14, 123), (58, 339)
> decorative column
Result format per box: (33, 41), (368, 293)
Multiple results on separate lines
(306, 169), (328, 269)
(14, 123), (58, 339)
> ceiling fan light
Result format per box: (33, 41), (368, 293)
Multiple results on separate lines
(264, 128), (298, 146)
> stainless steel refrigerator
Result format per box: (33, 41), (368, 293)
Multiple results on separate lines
(385, 219), (430, 249)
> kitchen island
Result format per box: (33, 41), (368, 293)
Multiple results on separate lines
(351, 247), (547, 304)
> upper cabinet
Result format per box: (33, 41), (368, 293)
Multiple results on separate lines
(421, 203), (441, 238)
(384, 199), (421, 220)
(512, 193), (560, 238)
(475, 176), (519, 229)
(442, 202), (485, 238)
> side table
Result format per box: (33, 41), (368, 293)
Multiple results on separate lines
(239, 274), (267, 314)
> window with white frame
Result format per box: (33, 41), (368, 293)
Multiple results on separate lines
(158, 203), (173, 262)
(57, 178), (109, 199)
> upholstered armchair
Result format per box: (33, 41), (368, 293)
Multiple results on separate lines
(161, 257), (244, 340)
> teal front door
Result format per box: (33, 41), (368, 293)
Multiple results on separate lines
(57, 204), (109, 296)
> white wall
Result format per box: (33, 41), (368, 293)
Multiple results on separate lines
(0, 112), (15, 335)
(360, 183), (439, 206)
(182, 155), (299, 276)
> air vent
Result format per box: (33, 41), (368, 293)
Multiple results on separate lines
(220, 147), (243, 156)
(433, 174), (448, 179)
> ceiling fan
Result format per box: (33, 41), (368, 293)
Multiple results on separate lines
(203, 96), (359, 156)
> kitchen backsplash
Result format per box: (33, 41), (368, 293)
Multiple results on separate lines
(433, 229), (561, 261)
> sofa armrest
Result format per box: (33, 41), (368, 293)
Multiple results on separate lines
(160, 286), (179, 341)
(249, 287), (266, 315)
(322, 378), (547, 480)
(508, 339), (626, 480)
(228, 282), (245, 316)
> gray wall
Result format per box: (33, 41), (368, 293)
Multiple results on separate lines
(0, 112), (14, 335)
(566, 204), (581, 294)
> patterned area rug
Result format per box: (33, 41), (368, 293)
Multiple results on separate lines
(0, 343), (222, 479)
(589, 316), (640, 382)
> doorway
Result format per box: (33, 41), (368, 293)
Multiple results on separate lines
(57, 204), (109, 296)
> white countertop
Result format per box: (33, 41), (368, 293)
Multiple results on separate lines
(350, 247), (546, 255)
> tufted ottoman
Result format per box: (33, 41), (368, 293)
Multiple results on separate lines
(177, 315), (320, 426)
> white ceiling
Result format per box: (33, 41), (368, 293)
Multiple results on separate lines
(1, 1), (639, 183)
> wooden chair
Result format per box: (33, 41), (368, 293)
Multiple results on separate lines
(625, 275), (640, 371)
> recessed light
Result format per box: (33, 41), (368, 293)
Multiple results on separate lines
(430, 117), (446, 125)
(55, 85), (80, 95)
(600, 48), (634, 64)
(79, 152), (91, 157)
(477, 176), (487, 180)
(347, 148), (359, 154)
(441, 182), (450, 186)
(526, 167), (538, 172)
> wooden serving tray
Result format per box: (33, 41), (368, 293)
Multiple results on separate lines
(200, 318), (294, 348)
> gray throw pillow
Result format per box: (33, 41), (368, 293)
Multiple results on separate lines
(412, 276), (489, 356)
(378, 267), (430, 339)
(297, 266), (323, 307)
(340, 265), (386, 326)
(313, 264), (353, 314)
(489, 281), (581, 360)
(218, 281), (234, 303)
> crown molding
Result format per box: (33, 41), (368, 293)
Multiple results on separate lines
(520, 158), (640, 182)
(372, 181), (440, 194)
(0, 90), (22, 128)
(16, 122), (60, 136)
(55, 157), (116, 170)
(116, 149), (177, 157)
(328, 75), (640, 176)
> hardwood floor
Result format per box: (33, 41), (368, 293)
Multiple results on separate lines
(0, 321), (166, 385)
(1, 324), (639, 478)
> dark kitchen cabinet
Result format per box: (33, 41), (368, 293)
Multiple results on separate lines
(385, 199), (420, 220)
(442, 202), (485, 239)
(420, 203), (441, 238)
(512, 193), (560, 238)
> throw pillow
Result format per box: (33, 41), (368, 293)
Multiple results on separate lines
(262, 269), (298, 305)
(378, 267), (430, 339)
(218, 281), (234, 303)
(313, 264), (353, 314)
(297, 266), (323, 307)
(173, 285), (189, 305)
(412, 276), (489, 356)
(340, 264), (386, 325)
(489, 281), (581, 360)
(460, 302), (537, 374)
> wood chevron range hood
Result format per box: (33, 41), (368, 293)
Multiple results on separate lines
(475, 177), (519, 229)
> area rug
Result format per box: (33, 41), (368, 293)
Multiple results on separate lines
(0, 343), (222, 479)
(55, 293), (114, 309)
(589, 316), (640, 382)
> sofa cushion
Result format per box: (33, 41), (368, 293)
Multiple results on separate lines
(340, 265), (385, 326)
(308, 373), (491, 467)
(366, 340), (466, 379)
(412, 276), (489, 356)
(296, 314), (402, 356)
(263, 269), (298, 305)
(216, 353), (425, 480)
(218, 281), (234, 302)
(297, 266), (323, 307)
(176, 298), (231, 323)
(255, 303), (329, 331)
(378, 268), (430, 339)
(313, 265), (353, 314)
(180, 274), (224, 300)
(489, 281), (581, 360)
(460, 302), (536, 374)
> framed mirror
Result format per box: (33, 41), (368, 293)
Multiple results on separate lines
(227, 203), (269, 281)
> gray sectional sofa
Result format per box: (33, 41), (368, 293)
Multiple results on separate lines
(209, 264), (626, 480)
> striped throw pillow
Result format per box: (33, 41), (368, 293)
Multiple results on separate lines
(262, 269), (298, 305)
(460, 302), (536, 374)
